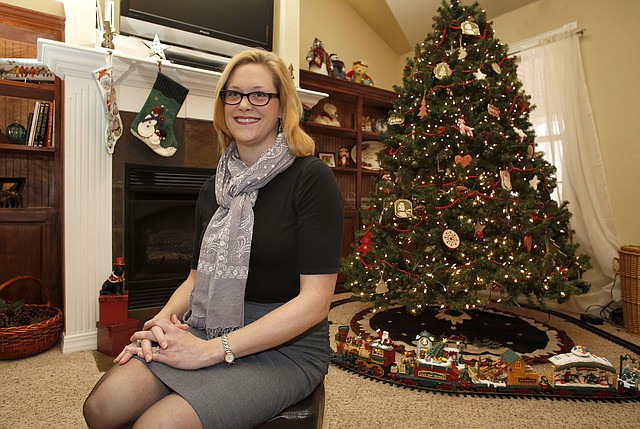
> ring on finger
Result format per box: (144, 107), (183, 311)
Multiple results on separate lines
(154, 346), (161, 354)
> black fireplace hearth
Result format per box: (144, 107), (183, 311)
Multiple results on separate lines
(124, 164), (214, 309)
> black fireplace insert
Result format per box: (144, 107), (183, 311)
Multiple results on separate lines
(124, 164), (214, 309)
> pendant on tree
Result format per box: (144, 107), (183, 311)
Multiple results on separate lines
(488, 103), (500, 118)
(491, 62), (502, 74)
(434, 62), (452, 80)
(442, 229), (460, 249)
(529, 175), (541, 190)
(388, 115), (404, 126)
(394, 199), (413, 218)
(357, 230), (372, 256)
(524, 235), (533, 252)
(474, 222), (485, 238)
(500, 170), (512, 191)
(461, 20), (480, 36)
(527, 142), (535, 159)
(418, 95), (427, 118)
(375, 273), (389, 294)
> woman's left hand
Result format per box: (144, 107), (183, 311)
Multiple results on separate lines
(144, 314), (217, 370)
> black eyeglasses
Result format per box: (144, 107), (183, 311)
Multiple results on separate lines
(219, 90), (279, 106)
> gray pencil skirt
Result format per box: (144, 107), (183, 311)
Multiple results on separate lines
(144, 301), (330, 429)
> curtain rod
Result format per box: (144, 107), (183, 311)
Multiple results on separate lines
(507, 22), (586, 55)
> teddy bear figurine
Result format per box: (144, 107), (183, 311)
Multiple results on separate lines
(313, 102), (341, 127)
(305, 38), (332, 75)
(346, 60), (374, 86)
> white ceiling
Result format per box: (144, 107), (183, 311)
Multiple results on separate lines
(346, 0), (539, 54)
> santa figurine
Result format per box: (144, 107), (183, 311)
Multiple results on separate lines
(338, 145), (351, 167)
(376, 328), (393, 346)
(305, 38), (332, 75)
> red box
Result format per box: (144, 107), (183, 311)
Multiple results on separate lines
(97, 318), (140, 357)
(98, 292), (129, 325)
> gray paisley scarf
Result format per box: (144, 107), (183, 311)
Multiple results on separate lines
(183, 133), (295, 339)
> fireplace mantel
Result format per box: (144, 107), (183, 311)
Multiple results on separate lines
(37, 39), (326, 353)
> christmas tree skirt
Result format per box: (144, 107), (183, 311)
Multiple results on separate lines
(352, 304), (572, 364)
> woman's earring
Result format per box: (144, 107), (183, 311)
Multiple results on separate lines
(277, 118), (283, 134)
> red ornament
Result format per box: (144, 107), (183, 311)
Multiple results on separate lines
(357, 230), (372, 256)
(524, 235), (533, 252)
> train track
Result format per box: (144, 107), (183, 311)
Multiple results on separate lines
(329, 298), (640, 402)
(330, 357), (640, 402)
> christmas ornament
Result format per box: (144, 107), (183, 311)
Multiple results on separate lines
(130, 72), (189, 157)
(357, 230), (372, 256)
(454, 154), (472, 168)
(442, 229), (460, 249)
(388, 115), (404, 126)
(93, 64), (123, 154)
(529, 175), (541, 190)
(418, 95), (427, 118)
(143, 34), (170, 60)
(488, 104), (500, 118)
(474, 222), (485, 238)
(375, 274), (389, 294)
(500, 170), (512, 191)
(456, 118), (474, 138)
(434, 62), (452, 80)
(514, 127), (527, 140)
(473, 68), (486, 80)
(461, 20), (481, 36)
(491, 62), (502, 74)
(524, 235), (533, 252)
(394, 199), (413, 218)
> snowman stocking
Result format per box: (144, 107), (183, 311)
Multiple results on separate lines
(93, 65), (123, 154)
(130, 72), (189, 157)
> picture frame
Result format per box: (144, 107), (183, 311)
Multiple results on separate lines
(0, 177), (26, 208)
(319, 152), (336, 168)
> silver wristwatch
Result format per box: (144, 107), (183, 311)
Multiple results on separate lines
(221, 333), (235, 365)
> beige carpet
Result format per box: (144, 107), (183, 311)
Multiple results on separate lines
(1, 295), (639, 429)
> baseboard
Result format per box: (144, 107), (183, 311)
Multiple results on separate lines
(61, 330), (97, 354)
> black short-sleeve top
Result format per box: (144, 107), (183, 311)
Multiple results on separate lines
(191, 156), (344, 303)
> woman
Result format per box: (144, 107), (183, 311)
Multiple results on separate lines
(83, 49), (344, 429)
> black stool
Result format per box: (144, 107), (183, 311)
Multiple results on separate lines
(254, 381), (325, 429)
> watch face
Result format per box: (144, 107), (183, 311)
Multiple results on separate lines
(224, 352), (235, 364)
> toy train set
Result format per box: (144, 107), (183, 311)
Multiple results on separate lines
(332, 325), (640, 400)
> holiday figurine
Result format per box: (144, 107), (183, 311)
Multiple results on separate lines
(346, 60), (374, 86)
(330, 53), (347, 79)
(338, 145), (351, 167)
(100, 257), (125, 295)
(305, 38), (332, 75)
(313, 102), (341, 127)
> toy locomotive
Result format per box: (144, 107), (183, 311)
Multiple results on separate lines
(333, 325), (639, 398)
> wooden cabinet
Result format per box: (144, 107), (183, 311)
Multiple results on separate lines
(0, 4), (64, 308)
(299, 70), (396, 281)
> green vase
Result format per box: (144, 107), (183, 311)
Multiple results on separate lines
(6, 122), (27, 145)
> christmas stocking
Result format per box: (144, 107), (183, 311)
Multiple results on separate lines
(130, 72), (189, 157)
(93, 65), (123, 154)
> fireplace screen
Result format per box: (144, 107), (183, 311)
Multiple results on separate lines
(125, 164), (214, 309)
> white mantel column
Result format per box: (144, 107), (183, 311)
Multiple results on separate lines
(39, 42), (113, 353)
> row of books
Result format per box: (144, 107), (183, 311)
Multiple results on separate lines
(25, 100), (55, 147)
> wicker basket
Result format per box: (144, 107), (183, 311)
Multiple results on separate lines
(0, 276), (63, 360)
(617, 245), (640, 335)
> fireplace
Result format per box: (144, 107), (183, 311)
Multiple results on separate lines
(124, 164), (214, 309)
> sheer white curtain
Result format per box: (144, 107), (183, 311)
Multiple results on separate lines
(514, 28), (620, 315)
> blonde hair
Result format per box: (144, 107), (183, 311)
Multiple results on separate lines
(213, 49), (315, 157)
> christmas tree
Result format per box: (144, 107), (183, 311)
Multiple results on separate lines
(342, 0), (591, 314)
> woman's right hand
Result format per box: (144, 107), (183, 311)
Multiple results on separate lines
(113, 314), (188, 365)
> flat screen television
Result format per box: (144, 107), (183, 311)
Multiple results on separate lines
(119, 0), (274, 70)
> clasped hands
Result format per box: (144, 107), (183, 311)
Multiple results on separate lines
(114, 314), (212, 370)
